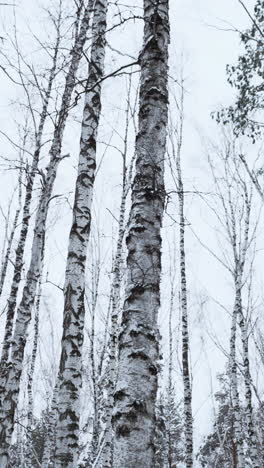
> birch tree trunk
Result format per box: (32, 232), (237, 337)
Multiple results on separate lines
(0, 5), (92, 465)
(41, 381), (59, 468)
(0, 16), (61, 367)
(236, 191), (259, 468)
(206, 133), (259, 468)
(231, 184), (258, 467)
(167, 285), (174, 468)
(0, 174), (22, 299)
(112, 1), (170, 466)
(229, 283), (246, 468)
(27, 274), (42, 428)
(89, 260), (102, 465)
(98, 78), (136, 468)
(176, 141), (193, 468)
(26, 274), (42, 463)
(54, 1), (108, 465)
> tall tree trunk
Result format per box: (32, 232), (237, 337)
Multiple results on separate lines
(27, 274), (42, 428)
(90, 262), (101, 465)
(0, 14), (61, 366)
(26, 273), (42, 463)
(0, 173), (23, 299)
(112, 1), (170, 466)
(229, 284), (245, 468)
(237, 286), (259, 467)
(0, 5), (92, 464)
(236, 190), (259, 468)
(176, 141), (193, 468)
(167, 286), (174, 468)
(98, 77), (136, 468)
(54, 1), (108, 465)
(41, 381), (59, 468)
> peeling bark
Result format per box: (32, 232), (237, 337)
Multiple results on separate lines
(112, 1), (170, 466)
(54, 1), (108, 465)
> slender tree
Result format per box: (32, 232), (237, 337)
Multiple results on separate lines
(0, 3), (92, 464)
(0, 2), (62, 367)
(206, 131), (260, 467)
(97, 75), (137, 468)
(168, 80), (193, 467)
(112, 1), (170, 466)
(0, 157), (23, 298)
(27, 274), (42, 429)
(41, 380), (60, 468)
(54, 0), (108, 465)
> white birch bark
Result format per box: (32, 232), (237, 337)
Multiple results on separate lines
(229, 283), (246, 468)
(90, 263), (102, 465)
(112, 1), (170, 466)
(0, 5), (92, 465)
(27, 275), (42, 428)
(235, 191), (259, 468)
(25, 274), (42, 464)
(0, 17), (61, 367)
(207, 136), (259, 468)
(54, 1), (108, 465)
(97, 78), (136, 468)
(231, 180), (258, 467)
(0, 178), (22, 299)
(41, 381), (59, 468)
(176, 141), (193, 468)
(167, 285), (174, 468)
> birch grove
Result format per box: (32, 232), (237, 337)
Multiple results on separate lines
(0, 2), (92, 463)
(1, 0), (264, 467)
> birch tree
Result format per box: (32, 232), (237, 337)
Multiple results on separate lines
(27, 275), (42, 430)
(168, 81), (193, 467)
(205, 129), (260, 467)
(0, 3), (92, 464)
(0, 157), (23, 298)
(54, 0), (108, 465)
(97, 75), (138, 468)
(112, 1), (170, 466)
(0, 6), (62, 368)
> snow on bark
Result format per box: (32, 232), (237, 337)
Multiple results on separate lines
(112, 1), (170, 466)
(54, 1), (108, 465)
(0, 5), (92, 465)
